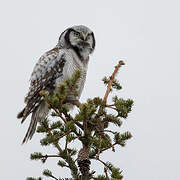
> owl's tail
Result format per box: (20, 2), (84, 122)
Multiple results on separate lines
(17, 108), (25, 119)
(22, 109), (39, 144)
(18, 102), (49, 144)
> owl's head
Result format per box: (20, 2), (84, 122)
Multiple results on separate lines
(58, 25), (95, 60)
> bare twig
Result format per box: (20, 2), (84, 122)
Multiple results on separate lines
(104, 130), (117, 134)
(101, 143), (117, 153)
(56, 131), (71, 143)
(95, 158), (108, 168)
(65, 136), (68, 150)
(104, 167), (110, 180)
(103, 60), (125, 103)
(55, 143), (63, 153)
(62, 110), (83, 131)
(106, 104), (115, 107)
(96, 135), (102, 159)
(96, 61), (125, 132)
(51, 106), (67, 123)
(43, 154), (60, 158)
(106, 106), (117, 111)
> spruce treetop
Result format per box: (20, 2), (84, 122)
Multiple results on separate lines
(26, 61), (133, 180)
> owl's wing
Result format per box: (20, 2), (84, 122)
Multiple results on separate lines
(21, 47), (66, 123)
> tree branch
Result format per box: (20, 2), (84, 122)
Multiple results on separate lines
(43, 154), (60, 158)
(96, 135), (102, 159)
(101, 143), (117, 153)
(103, 60), (125, 103)
(104, 167), (110, 180)
(54, 143), (63, 153)
(104, 130), (117, 134)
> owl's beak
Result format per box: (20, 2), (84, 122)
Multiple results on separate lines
(82, 33), (88, 41)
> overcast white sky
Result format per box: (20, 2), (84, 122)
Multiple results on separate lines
(0, 0), (180, 179)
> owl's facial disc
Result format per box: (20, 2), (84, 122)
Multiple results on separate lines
(65, 29), (94, 59)
(63, 26), (95, 60)
(70, 31), (93, 50)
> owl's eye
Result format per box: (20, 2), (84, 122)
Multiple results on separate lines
(74, 31), (80, 38)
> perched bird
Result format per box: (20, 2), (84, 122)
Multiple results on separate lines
(17, 25), (95, 143)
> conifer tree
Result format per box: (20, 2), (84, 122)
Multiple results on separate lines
(26, 61), (133, 180)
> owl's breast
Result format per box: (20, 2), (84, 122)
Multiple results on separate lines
(55, 49), (88, 101)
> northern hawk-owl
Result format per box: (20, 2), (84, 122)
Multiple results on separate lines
(17, 25), (95, 143)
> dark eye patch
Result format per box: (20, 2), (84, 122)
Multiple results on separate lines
(64, 28), (80, 45)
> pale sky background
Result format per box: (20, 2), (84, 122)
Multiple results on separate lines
(0, 0), (180, 179)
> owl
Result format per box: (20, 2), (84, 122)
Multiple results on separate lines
(17, 25), (95, 143)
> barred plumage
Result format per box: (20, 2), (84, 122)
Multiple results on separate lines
(17, 25), (95, 143)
